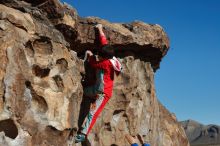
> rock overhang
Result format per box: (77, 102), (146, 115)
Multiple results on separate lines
(1, 0), (169, 71)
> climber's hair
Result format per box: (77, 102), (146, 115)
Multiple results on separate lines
(98, 45), (114, 59)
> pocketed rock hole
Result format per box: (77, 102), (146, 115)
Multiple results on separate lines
(25, 41), (34, 57)
(33, 36), (53, 55)
(32, 64), (50, 78)
(0, 119), (18, 139)
(56, 58), (68, 73)
(32, 93), (48, 113)
(46, 126), (63, 136)
(104, 122), (112, 131)
(113, 109), (125, 115)
(53, 75), (64, 92)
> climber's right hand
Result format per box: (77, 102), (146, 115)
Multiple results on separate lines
(95, 24), (103, 30)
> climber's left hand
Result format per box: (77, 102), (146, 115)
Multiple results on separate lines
(86, 50), (93, 57)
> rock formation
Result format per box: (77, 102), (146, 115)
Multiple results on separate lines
(181, 120), (220, 146)
(0, 0), (189, 146)
(158, 103), (189, 146)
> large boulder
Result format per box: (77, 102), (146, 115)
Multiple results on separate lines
(0, 0), (189, 146)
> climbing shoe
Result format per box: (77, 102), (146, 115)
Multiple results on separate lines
(75, 134), (86, 143)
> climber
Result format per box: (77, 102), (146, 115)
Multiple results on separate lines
(125, 134), (150, 146)
(75, 24), (122, 143)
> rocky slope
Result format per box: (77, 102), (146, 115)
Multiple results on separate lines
(181, 120), (220, 146)
(0, 0), (189, 146)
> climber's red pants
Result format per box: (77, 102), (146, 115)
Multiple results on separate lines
(81, 93), (110, 135)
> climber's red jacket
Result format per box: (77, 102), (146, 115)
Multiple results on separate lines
(88, 58), (114, 98)
(88, 35), (121, 98)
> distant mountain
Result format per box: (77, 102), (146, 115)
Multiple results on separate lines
(181, 120), (220, 146)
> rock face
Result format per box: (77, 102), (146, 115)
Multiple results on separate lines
(0, 2), (83, 145)
(0, 0), (189, 146)
(181, 120), (220, 146)
(158, 103), (189, 146)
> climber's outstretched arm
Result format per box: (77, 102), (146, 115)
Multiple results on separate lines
(95, 24), (108, 46)
(84, 50), (93, 61)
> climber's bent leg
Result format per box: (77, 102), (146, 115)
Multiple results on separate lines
(81, 93), (110, 135)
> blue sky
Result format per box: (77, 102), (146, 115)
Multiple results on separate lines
(62, 0), (220, 125)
